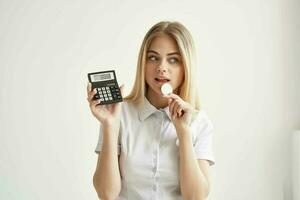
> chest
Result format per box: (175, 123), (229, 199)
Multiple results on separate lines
(119, 114), (180, 184)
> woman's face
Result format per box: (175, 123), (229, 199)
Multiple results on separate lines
(145, 35), (184, 97)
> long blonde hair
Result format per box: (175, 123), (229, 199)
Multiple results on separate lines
(124, 21), (201, 110)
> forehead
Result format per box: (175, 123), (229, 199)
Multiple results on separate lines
(148, 35), (179, 53)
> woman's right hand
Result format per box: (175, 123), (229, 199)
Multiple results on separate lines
(86, 82), (124, 127)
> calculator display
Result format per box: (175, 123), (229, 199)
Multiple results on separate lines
(91, 72), (114, 82)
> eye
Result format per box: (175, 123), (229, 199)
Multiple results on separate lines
(147, 55), (159, 62)
(169, 57), (179, 64)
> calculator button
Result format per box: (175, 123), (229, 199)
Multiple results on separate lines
(109, 97), (113, 100)
(117, 95), (121, 99)
(102, 87), (105, 90)
(107, 90), (111, 94)
(105, 97), (108, 101)
(103, 91), (107, 94)
(100, 94), (103, 98)
(104, 94), (107, 97)
(108, 93), (111, 97)
(106, 87), (109, 90)
(100, 98), (104, 101)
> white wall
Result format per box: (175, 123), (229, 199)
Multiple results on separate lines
(0, 0), (299, 199)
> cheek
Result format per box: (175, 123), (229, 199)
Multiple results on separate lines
(144, 65), (153, 83)
(175, 67), (184, 84)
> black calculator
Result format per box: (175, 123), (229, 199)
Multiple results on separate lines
(87, 70), (123, 105)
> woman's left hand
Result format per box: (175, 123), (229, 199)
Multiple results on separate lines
(163, 93), (193, 130)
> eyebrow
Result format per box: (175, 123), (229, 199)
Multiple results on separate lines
(147, 50), (181, 56)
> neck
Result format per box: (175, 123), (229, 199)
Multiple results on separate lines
(146, 88), (168, 109)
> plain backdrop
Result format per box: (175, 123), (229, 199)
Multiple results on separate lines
(0, 0), (299, 200)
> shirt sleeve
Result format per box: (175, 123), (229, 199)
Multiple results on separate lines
(94, 123), (121, 155)
(191, 110), (216, 166)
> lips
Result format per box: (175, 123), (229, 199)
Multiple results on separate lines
(155, 77), (170, 83)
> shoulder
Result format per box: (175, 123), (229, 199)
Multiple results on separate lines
(120, 100), (138, 113)
(191, 109), (214, 134)
(192, 109), (212, 123)
(120, 100), (140, 122)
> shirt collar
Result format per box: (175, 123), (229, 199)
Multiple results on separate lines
(138, 96), (172, 121)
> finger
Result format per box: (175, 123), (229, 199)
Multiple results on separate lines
(173, 101), (181, 116)
(164, 95), (181, 117)
(173, 100), (182, 118)
(87, 88), (97, 102)
(167, 98), (172, 105)
(177, 102), (185, 117)
(87, 82), (95, 99)
(167, 98), (173, 116)
(119, 84), (125, 96)
(163, 93), (180, 100)
(169, 99), (176, 117)
(177, 107), (183, 117)
(87, 82), (92, 94)
(89, 99), (101, 108)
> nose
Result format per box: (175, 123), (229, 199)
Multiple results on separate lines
(157, 67), (167, 73)
(157, 62), (167, 73)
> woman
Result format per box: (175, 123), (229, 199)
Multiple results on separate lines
(87, 21), (215, 200)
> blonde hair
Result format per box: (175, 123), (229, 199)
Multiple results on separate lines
(124, 21), (201, 110)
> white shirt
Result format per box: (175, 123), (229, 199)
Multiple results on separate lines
(95, 97), (215, 200)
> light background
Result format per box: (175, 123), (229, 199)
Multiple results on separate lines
(0, 0), (299, 199)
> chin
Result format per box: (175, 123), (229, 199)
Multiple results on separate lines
(146, 84), (162, 96)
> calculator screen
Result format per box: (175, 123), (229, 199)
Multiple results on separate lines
(91, 72), (115, 82)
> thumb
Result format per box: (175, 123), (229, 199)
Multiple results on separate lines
(119, 84), (125, 96)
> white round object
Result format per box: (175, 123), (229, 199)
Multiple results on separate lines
(161, 83), (173, 95)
